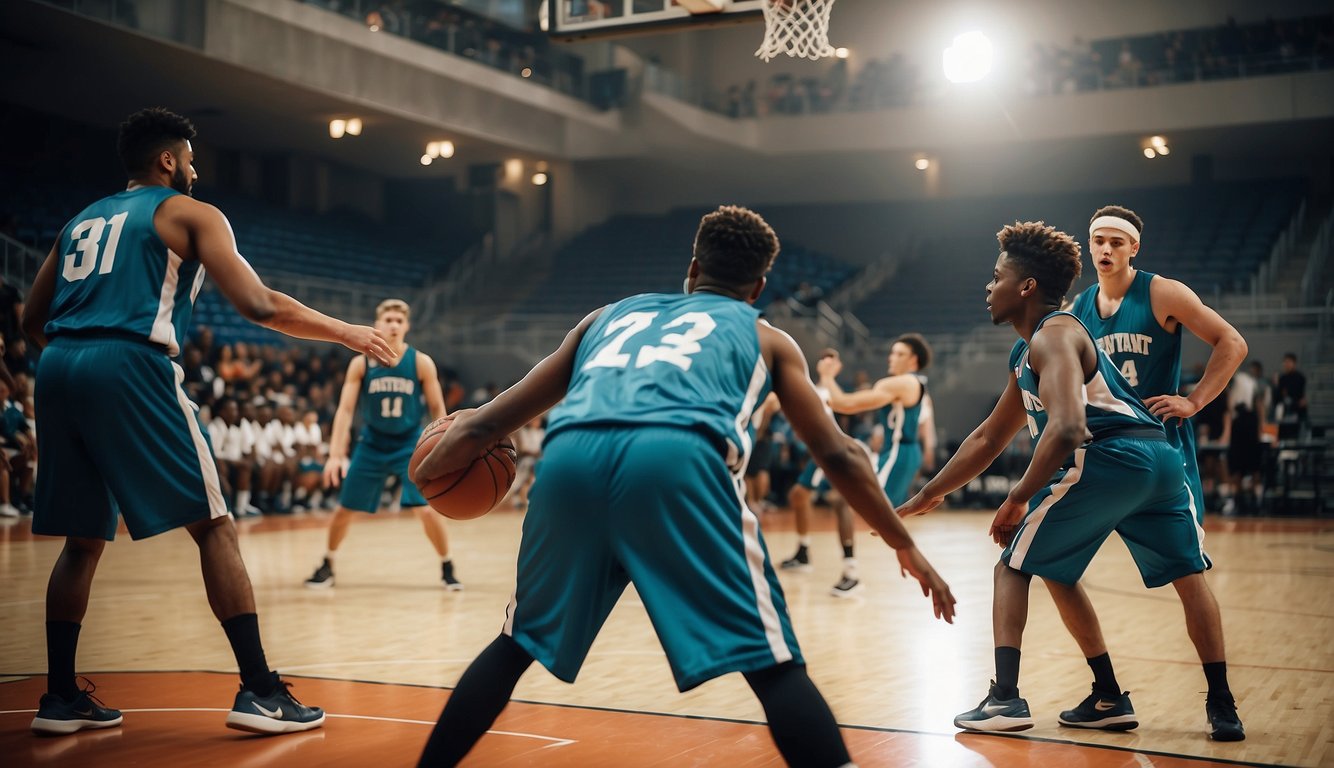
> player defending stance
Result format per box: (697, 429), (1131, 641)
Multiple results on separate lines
(898, 221), (1243, 741)
(782, 337), (931, 596)
(412, 206), (955, 767)
(23, 108), (394, 736)
(305, 299), (459, 589)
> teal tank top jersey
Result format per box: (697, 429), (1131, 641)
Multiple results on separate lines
(47, 186), (204, 356)
(546, 292), (771, 471)
(360, 347), (424, 438)
(1068, 271), (1181, 399)
(878, 373), (927, 445)
(1009, 311), (1162, 443)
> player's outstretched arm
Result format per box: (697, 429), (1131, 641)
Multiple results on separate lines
(898, 374), (1027, 517)
(414, 308), (603, 483)
(764, 324), (954, 623)
(323, 356), (365, 488)
(816, 351), (899, 414)
(19, 242), (60, 349)
(1146, 277), (1247, 423)
(162, 197), (393, 364)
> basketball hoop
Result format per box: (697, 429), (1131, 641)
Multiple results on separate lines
(754, 0), (837, 62)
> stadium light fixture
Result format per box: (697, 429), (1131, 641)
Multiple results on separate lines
(521, 67), (533, 78)
(915, 157), (930, 171)
(345, 118), (362, 136)
(532, 172), (549, 186)
(420, 154), (433, 166)
(943, 31), (992, 83)
(1143, 147), (1156, 159)
(835, 47), (849, 59)
(329, 119), (346, 139)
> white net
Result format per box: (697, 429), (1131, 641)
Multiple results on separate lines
(754, 0), (837, 62)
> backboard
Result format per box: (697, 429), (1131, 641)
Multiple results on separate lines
(544, 0), (765, 40)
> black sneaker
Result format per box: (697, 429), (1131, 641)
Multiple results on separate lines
(31, 679), (123, 736)
(1206, 694), (1245, 741)
(829, 575), (863, 597)
(1058, 686), (1138, 730)
(442, 561), (463, 591)
(225, 674), (325, 734)
(954, 681), (1034, 732)
(304, 558), (334, 589)
(780, 549), (812, 573)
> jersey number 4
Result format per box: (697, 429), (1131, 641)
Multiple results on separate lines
(1119, 359), (1139, 387)
(582, 311), (717, 373)
(63, 212), (129, 282)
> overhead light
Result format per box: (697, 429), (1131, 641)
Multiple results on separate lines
(427, 140), (455, 159)
(943, 31), (992, 83)
(834, 47), (849, 59)
(1149, 135), (1167, 148)
(504, 158), (523, 181)
(914, 157), (930, 171)
(420, 154), (433, 166)
(521, 67), (533, 78)
(1143, 147), (1157, 159)
(1158, 145), (1170, 155)
(532, 172), (549, 186)
(536, 160), (549, 172)
(345, 118), (362, 136)
(329, 119), (346, 139)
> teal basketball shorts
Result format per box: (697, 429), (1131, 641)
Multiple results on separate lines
(338, 429), (428, 512)
(504, 425), (803, 691)
(33, 336), (229, 540)
(876, 440), (922, 505)
(1001, 435), (1210, 587)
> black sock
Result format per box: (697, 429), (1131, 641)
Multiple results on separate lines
(841, 542), (854, 559)
(1087, 652), (1121, 695)
(46, 621), (81, 700)
(795, 544), (809, 558)
(419, 634), (534, 767)
(1203, 661), (1231, 700)
(221, 613), (273, 696)
(995, 646), (1021, 699)
(744, 662), (850, 768)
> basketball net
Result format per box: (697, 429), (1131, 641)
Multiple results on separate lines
(754, 0), (837, 62)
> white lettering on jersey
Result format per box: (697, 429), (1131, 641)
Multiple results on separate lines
(367, 377), (416, 395)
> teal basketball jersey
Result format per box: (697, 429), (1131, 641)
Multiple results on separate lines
(877, 373), (927, 445)
(47, 186), (204, 356)
(1009, 311), (1162, 442)
(360, 347), (423, 438)
(547, 292), (770, 472)
(1069, 271), (1181, 399)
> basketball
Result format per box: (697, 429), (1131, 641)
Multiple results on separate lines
(409, 414), (518, 520)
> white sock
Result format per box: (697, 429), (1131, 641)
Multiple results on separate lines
(798, 535), (811, 547)
(324, 551), (337, 564)
(441, 556), (452, 564)
(237, 490), (252, 510)
(842, 557), (858, 578)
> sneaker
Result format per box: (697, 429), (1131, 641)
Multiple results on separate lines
(829, 575), (863, 597)
(780, 549), (812, 573)
(30, 680), (123, 736)
(442, 561), (463, 591)
(304, 558), (334, 589)
(1058, 686), (1138, 731)
(954, 681), (1035, 732)
(1206, 694), (1245, 741)
(0, 502), (19, 518)
(225, 674), (325, 734)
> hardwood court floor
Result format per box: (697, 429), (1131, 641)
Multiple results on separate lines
(0, 506), (1330, 767)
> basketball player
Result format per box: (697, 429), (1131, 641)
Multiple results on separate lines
(304, 298), (459, 590)
(898, 221), (1243, 741)
(22, 107), (394, 735)
(781, 337), (931, 596)
(412, 205), (956, 767)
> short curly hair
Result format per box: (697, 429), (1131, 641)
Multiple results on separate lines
(692, 205), (780, 288)
(118, 107), (196, 177)
(893, 333), (932, 371)
(996, 221), (1082, 305)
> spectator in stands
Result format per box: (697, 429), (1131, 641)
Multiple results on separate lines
(1275, 352), (1308, 439)
(0, 276), (23, 348)
(1221, 368), (1263, 515)
(0, 377), (32, 517)
(1248, 360), (1273, 422)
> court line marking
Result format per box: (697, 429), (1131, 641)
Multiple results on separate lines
(0, 706), (575, 747)
(1081, 581), (1334, 620)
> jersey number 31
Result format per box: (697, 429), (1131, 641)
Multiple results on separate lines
(62, 212), (129, 282)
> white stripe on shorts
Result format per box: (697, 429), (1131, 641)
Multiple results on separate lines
(171, 361), (228, 519)
(733, 475), (793, 666)
(1009, 448), (1085, 571)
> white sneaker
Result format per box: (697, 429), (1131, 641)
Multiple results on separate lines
(0, 503), (20, 518)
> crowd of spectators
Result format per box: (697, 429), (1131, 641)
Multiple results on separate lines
(720, 52), (918, 118)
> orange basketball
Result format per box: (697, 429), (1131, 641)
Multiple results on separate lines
(409, 414), (518, 520)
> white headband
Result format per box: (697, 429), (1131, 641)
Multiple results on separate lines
(1089, 216), (1139, 242)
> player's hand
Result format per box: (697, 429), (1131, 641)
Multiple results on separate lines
(816, 352), (842, 378)
(1143, 394), (1198, 426)
(340, 324), (395, 366)
(989, 497), (1028, 547)
(897, 490), (944, 517)
(896, 546), (956, 623)
(323, 456), (349, 488)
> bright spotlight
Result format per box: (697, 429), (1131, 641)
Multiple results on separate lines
(834, 47), (849, 59)
(1150, 135), (1167, 148)
(438, 141), (455, 159)
(943, 31), (993, 83)
(915, 157), (930, 171)
(1158, 145), (1170, 156)
(329, 119), (346, 139)
(345, 118), (362, 136)
(532, 172), (549, 186)
(420, 154), (433, 166)
(521, 67), (533, 78)
(1143, 147), (1156, 159)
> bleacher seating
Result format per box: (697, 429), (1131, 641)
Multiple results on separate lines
(517, 208), (857, 317)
